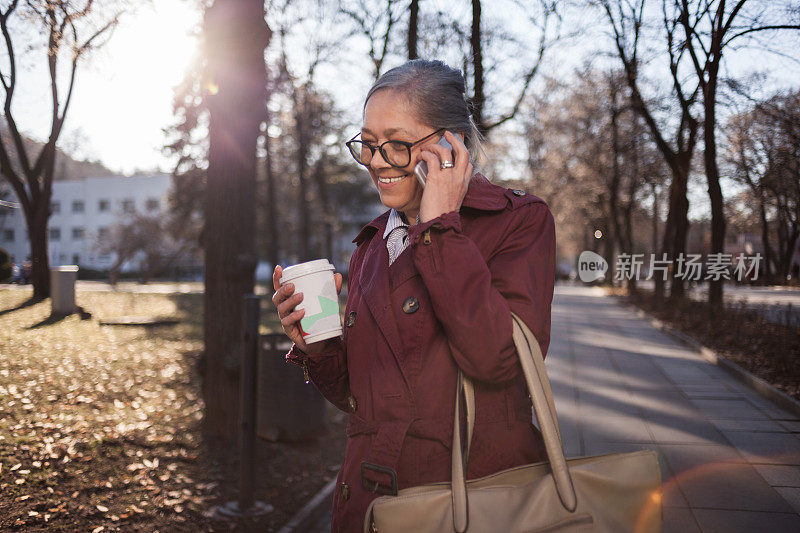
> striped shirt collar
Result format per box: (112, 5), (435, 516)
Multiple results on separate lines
(383, 209), (420, 239)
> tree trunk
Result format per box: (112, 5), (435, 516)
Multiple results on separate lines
(470, 0), (485, 135)
(651, 182), (659, 255)
(202, 0), (269, 441)
(757, 188), (775, 281)
(623, 163), (638, 292)
(407, 0), (419, 59)
(312, 156), (333, 261)
(609, 79), (623, 261)
(28, 201), (51, 299)
(669, 157), (691, 300)
(602, 212), (615, 285)
(703, 56), (726, 306)
(295, 101), (311, 262)
(264, 128), (280, 270)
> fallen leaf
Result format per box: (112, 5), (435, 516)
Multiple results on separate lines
(96, 504), (109, 512)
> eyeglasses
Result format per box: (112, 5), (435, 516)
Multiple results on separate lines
(346, 128), (444, 168)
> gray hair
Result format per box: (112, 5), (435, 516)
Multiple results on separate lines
(364, 59), (486, 164)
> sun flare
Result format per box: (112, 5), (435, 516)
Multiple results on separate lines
(67, 0), (202, 172)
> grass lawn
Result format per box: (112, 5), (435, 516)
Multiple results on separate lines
(0, 287), (346, 532)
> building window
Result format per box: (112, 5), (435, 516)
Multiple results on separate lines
(72, 200), (85, 213)
(72, 227), (85, 240)
(122, 198), (135, 213)
(146, 198), (160, 212)
(51, 201), (60, 214)
(49, 228), (61, 241)
(98, 199), (110, 212)
(2, 229), (13, 241)
(72, 254), (80, 264)
(97, 227), (109, 240)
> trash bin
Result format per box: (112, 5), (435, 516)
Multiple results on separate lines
(258, 333), (327, 442)
(51, 265), (79, 315)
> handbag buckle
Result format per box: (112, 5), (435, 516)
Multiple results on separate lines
(360, 461), (398, 495)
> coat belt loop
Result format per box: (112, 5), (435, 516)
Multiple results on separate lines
(361, 419), (414, 491)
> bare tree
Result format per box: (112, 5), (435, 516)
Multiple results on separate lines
(340, 0), (402, 79)
(336, 0), (562, 137)
(272, 2), (352, 263)
(97, 211), (198, 284)
(727, 91), (800, 282)
(470, 0), (561, 136)
(675, 0), (800, 304)
(525, 69), (667, 276)
(0, 0), (125, 298)
(597, 0), (701, 300)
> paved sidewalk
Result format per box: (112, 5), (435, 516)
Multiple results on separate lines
(301, 285), (800, 532)
(551, 285), (800, 532)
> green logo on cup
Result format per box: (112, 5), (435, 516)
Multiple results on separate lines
(300, 295), (339, 331)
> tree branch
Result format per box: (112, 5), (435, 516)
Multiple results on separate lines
(0, 2), (34, 178)
(484, 31), (546, 131)
(679, 0), (709, 87)
(725, 24), (800, 46)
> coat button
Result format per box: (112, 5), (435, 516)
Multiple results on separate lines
(340, 482), (350, 501)
(346, 311), (357, 327)
(402, 297), (419, 314)
(348, 394), (358, 413)
(512, 189), (526, 196)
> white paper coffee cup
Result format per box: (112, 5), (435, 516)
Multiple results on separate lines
(279, 259), (342, 344)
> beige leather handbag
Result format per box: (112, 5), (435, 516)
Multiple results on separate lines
(363, 313), (662, 532)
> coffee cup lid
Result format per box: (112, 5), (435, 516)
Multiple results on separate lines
(279, 259), (334, 284)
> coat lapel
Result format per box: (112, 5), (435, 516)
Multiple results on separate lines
(357, 226), (413, 388)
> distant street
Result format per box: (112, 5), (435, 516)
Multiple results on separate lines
(688, 284), (800, 307)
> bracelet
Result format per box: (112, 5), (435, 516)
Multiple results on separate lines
(292, 344), (311, 383)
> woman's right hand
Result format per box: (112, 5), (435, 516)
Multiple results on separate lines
(271, 265), (343, 354)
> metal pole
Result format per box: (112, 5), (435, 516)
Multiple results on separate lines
(215, 294), (272, 520)
(240, 294), (260, 512)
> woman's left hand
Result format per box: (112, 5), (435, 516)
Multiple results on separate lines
(417, 130), (474, 224)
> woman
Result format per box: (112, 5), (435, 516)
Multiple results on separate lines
(272, 59), (555, 532)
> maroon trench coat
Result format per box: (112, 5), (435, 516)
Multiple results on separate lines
(287, 173), (556, 532)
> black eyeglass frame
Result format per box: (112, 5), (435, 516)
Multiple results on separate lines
(346, 128), (445, 169)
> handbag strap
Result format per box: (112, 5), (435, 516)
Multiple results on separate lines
(450, 313), (577, 532)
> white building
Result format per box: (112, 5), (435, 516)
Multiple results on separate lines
(0, 173), (171, 270)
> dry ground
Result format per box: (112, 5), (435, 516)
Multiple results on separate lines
(0, 287), (345, 532)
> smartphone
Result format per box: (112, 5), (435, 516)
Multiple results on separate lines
(414, 135), (454, 187)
